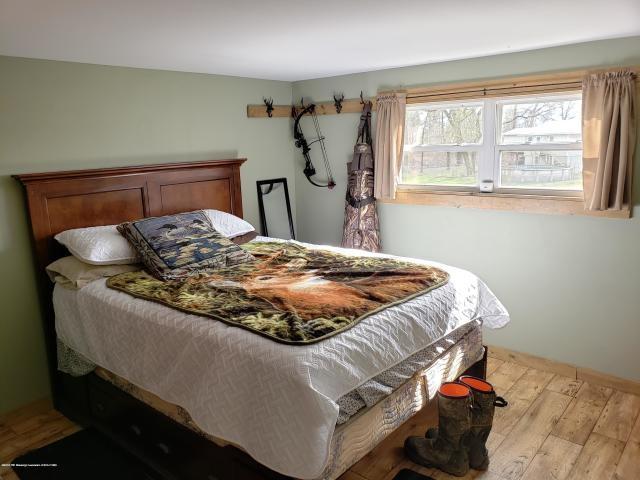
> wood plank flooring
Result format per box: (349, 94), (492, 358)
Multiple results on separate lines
(0, 355), (639, 480)
(0, 399), (80, 480)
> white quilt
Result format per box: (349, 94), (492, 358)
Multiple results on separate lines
(53, 238), (509, 479)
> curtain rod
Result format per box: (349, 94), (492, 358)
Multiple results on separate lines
(404, 67), (639, 100)
(407, 81), (582, 100)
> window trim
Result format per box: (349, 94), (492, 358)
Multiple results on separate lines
(387, 188), (631, 219)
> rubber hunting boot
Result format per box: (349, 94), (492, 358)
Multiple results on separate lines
(425, 376), (508, 470)
(404, 382), (472, 477)
(457, 376), (507, 470)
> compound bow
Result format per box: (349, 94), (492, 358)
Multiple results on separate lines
(292, 102), (336, 189)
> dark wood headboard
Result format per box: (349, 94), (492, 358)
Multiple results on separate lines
(14, 159), (246, 271)
(14, 159), (246, 400)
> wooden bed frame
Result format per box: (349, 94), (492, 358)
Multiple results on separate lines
(14, 159), (487, 480)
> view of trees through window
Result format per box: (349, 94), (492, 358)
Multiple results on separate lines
(403, 103), (481, 186)
(402, 94), (583, 191)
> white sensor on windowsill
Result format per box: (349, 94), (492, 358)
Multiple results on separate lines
(480, 180), (494, 193)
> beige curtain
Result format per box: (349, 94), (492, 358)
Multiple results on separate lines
(374, 92), (406, 199)
(582, 70), (636, 211)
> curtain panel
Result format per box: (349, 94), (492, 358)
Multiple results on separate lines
(582, 70), (636, 211)
(374, 92), (406, 200)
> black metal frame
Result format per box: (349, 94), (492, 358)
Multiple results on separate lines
(256, 178), (295, 240)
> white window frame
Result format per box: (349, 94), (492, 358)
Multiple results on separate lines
(399, 91), (583, 197)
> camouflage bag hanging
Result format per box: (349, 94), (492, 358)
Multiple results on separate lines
(341, 101), (381, 252)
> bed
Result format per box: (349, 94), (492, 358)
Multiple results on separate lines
(14, 159), (508, 480)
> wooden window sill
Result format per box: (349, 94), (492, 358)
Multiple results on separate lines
(381, 189), (631, 218)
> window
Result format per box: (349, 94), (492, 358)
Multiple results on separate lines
(401, 93), (583, 195)
(403, 102), (482, 187)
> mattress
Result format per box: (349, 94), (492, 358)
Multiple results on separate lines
(336, 319), (479, 423)
(58, 319), (481, 425)
(53, 238), (509, 479)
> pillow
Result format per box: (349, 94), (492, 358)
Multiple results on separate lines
(46, 256), (140, 289)
(54, 225), (139, 265)
(117, 210), (254, 280)
(54, 211), (253, 266)
(203, 209), (255, 238)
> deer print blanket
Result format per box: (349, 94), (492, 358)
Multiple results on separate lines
(106, 241), (449, 344)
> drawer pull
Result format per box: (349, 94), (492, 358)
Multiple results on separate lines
(95, 402), (105, 413)
(156, 442), (170, 455)
(130, 424), (142, 436)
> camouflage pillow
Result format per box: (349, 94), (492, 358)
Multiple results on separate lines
(117, 211), (254, 280)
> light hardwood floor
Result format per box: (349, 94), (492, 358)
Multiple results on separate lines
(1, 355), (639, 480)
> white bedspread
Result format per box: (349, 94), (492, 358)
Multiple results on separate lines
(53, 238), (509, 479)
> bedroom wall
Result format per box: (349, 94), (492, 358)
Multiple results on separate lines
(292, 36), (640, 382)
(0, 56), (295, 414)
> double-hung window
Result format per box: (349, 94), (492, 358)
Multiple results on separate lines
(401, 93), (583, 195)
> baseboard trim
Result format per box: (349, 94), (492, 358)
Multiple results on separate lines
(576, 367), (640, 396)
(487, 345), (640, 396)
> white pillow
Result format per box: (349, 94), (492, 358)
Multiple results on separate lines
(54, 225), (139, 265)
(204, 209), (255, 238)
(46, 256), (140, 289)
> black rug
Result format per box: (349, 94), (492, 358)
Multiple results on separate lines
(11, 428), (157, 480)
(393, 468), (435, 480)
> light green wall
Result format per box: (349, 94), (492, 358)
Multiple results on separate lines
(0, 56), (295, 414)
(292, 36), (640, 382)
(2, 37), (639, 414)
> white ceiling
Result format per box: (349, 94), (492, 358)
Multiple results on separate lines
(1, 0), (639, 81)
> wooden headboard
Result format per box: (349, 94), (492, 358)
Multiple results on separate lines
(13, 158), (246, 408)
(14, 159), (246, 271)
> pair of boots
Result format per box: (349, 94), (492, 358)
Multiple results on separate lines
(404, 376), (507, 477)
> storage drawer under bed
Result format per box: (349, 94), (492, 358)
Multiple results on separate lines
(87, 374), (283, 480)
